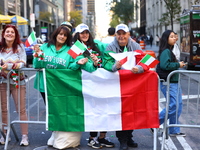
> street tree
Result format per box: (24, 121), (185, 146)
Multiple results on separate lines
(69, 10), (82, 27)
(39, 11), (52, 22)
(109, 15), (120, 27)
(193, 0), (199, 5)
(109, 0), (135, 25)
(159, 0), (181, 30)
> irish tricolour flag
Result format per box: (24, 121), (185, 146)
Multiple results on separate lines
(25, 31), (37, 47)
(68, 40), (87, 59)
(45, 69), (159, 132)
(139, 54), (159, 68)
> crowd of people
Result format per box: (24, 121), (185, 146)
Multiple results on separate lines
(0, 22), (185, 150)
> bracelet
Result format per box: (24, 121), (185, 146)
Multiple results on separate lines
(33, 51), (44, 61)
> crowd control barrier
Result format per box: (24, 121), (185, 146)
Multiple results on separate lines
(1, 68), (161, 150)
(160, 70), (200, 150)
(2, 68), (46, 150)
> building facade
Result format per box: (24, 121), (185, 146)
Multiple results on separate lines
(145, 0), (200, 45)
(1, 0), (66, 40)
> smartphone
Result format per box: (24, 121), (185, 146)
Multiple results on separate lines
(83, 50), (91, 57)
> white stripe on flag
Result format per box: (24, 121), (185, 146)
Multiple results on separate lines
(71, 44), (83, 54)
(82, 69), (122, 131)
(143, 57), (155, 66)
(27, 32), (36, 45)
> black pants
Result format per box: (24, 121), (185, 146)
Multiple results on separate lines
(116, 130), (133, 142)
(40, 92), (46, 104)
(90, 132), (107, 137)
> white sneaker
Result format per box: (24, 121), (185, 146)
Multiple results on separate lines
(0, 136), (5, 145)
(20, 135), (29, 146)
(0, 136), (11, 145)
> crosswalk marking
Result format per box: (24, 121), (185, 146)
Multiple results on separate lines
(177, 136), (193, 150)
(158, 137), (177, 150)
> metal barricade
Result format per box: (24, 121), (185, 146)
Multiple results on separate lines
(2, 68), (45, 150)
(161, 70), (200, 150)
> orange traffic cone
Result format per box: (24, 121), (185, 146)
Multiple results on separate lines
(140, 40), (145, 49)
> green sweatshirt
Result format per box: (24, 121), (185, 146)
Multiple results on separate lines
(33, 43), (97, 92)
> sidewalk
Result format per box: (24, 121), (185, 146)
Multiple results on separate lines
(144, 44), (159, 53)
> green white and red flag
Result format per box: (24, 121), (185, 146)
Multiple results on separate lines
(68, 40), (87, 59)
(45, 69), (159, 132)
(25, 31), (37, 47)
(139, 54), (159, 68)
(108, 52), (140, 70)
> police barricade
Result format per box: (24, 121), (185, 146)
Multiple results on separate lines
(160, 70), (200, 150)
(3, 68), (45, 150)
(2, 68), (160, 150)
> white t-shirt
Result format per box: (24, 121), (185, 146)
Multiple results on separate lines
(172, 43), (180, 61)
(101, 36), (115, 44)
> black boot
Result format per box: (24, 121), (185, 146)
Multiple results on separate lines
(127, 138), (138, 148)
(119, 140), (128, 150)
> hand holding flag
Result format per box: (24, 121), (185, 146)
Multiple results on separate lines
(108, 52), (140, 70)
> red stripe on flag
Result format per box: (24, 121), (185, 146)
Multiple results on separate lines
(25, 40), (30, 47)
(68, 49), (80, 59)
(119, 57), (128, 65)
(149, 60), (159, 68)
(119, 70), (159, 130)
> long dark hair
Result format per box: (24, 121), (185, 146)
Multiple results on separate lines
(73, 31), (101, 55)
(1, 24), (22, 53)
(47, 26), (72, 47)
(157, 30), (176, 61)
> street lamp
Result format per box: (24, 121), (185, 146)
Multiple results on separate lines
(4, 0), (8, 15)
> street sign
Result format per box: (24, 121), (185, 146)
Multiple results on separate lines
(30, 13), (35, 28)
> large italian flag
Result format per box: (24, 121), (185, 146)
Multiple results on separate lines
(45, 69), (159, 132)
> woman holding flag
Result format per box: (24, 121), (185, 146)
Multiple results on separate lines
(33, 26), (97, 103)
(0, 24), (29, 146)
(33, 25), (99, 149)
(72, 23), (115, 149)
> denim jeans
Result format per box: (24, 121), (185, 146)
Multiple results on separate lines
(159, 82), (183, 134)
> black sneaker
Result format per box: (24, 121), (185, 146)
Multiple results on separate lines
(170, 133), (186, 137)
(87, 138), (102, 149)
(127, 139), (138, 148)
(98, 137), (115, 148)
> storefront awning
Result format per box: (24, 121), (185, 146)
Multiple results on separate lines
(0, 14), (11, 23)
(9, 15), (28, 25)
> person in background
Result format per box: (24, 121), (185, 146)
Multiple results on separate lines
(0, 24), (29, 146)
(149, 35), (154, 47)
(172, 32), (180, 61)
(103, 23), (149, 150)
(156, 30), (186, 137)
(73, 23), (115, 149)
(155, 34), (160, 46)
(101, 27), (115, 44)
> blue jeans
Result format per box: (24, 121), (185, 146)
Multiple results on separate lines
(159, 82), (183, 134)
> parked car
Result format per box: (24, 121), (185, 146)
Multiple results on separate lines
(21, 38), (44, 67)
